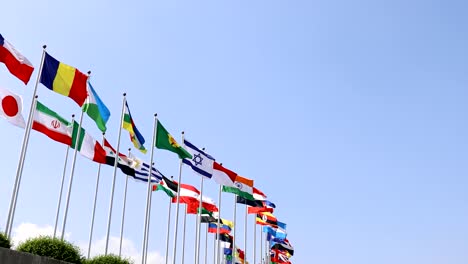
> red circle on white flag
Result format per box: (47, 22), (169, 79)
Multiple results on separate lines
(2, 95), (19, 117)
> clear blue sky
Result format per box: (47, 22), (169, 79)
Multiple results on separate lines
(1, 0), (468, 263)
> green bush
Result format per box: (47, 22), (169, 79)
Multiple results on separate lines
(85, 254), (133, 264)
(0, 232), (11, 248)
(16, 236), (84, 263)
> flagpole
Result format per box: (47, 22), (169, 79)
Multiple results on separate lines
(244, 204), (248, 263)
(253, 217), (256, 264)
(181, 204), (187, 264)
(171, 131), (185, 264)
(60, 108), (85, 240)
(118, 148), (131, 257)
(216, 183), (222, 264)
(5, 45), (46, 238)
(104, 93), (126, 253)
(87, 133), (105, 259)
(232, 195), (236, 262)
(141, 114), (157, 264)
(53, 114), (74, 238)
(195, 176), (204, 264)
(204, 224), (208, 264)
(260, 224), (263, 264)
(213, 226), (216, 264)
(164, 177), (173, 264)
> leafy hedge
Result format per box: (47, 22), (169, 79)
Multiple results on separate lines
(85, 254), (133, 264)
(16, 236), (84, 263)
(0, 232), (11, 248)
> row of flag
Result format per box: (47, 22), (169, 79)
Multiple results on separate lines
(0, 32), (294, 263)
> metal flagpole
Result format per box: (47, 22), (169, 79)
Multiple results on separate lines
(232, 195), (237, 262)
(60, 107), (85, 240)
(164, 177), (173, 264)
(53, 114), (74, 238)
(213, 226), (216, 264)
(118, 148), (131, 257)
(195, 176), (204, 264)
(260, 224), (263, 264)
(5, 46), (47, 238)
(171, 131), (185, 264)
(87, 133), (105, 259)
(216, 184), (222, 264)
(204, 224), (208, 264)
(181, 204), (187, 264)
(253, 217), (256, 264)
(144, 161), (156, 263)
(141, 114), (157, 263)
(244, 204), (248, 263)
(104, 93), (126, 253)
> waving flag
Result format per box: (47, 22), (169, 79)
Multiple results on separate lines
(83, 82), (110, 132)
(40, 52), (88, 106)
(222, 175), (254, 200)
(0, 86), (25, 128)
(183, 139), (215, 178)
(154, 175), (178, 198)
(122, 101), (146, 153)
(155, 120), (191, 159)
(212, 162), (236, 186)
(0, 34), (34, 84)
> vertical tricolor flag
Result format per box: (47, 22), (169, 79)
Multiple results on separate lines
(40, 52), (88, 106)
(122, 101), (146, 153)
(182, 139), (215, 178)
(83, 82), (110, 132)
(0, 34), (34, 84)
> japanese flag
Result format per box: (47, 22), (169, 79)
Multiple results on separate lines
(0, 86), (25, 128)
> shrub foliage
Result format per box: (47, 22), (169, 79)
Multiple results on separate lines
(85, 254), (133, 264)
(0, 232), (11, 249)
(16, 236), (83, 263)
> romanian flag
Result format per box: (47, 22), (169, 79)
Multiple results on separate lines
(40, 52), (88, 106)
(122, 101), (147, 153)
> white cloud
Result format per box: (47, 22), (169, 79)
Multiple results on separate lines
(11, 222), (164, 264)
(12, 222), (70, 248)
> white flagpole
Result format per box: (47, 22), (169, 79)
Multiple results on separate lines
(260, 223), (263, 264)
(253, 216), (256, 264)
(104, 93), (127, 253)
(53, 114), (74, 238)
(213, 226), (216, 264)
(181, 204), (187, 264)
(141, 114), (157, 264)
(164, 177), (173, 264)
(216, 184), (222, 264)
(232, 195), (237, 262)
(144, 161), (156, 263)
(204, 224), (208, 264)
(118, 148), (131, 257)
(60, 107), (85, 240)
(244, 204), (248, 263)
(87, 133), (105, 259)
(195, 176), (204, 264)
(171, 131), (185, 264)
(5, 45), (47, 238)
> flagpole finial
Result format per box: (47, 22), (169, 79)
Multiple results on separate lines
(171, 176), (174, 179)
(87, 71), (91, 75)
(154, 113), (157, 117)
(128, 148), (131, 152)
(123, 93), (126, 96)
(42, 45), (47, 49)
(72, 114), (75, 118)
(102, 132), (105, 136)
(35, 95), (38, 99)
(182, 131), (185, 135)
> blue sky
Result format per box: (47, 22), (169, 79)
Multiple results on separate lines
(1, 0), (468, 263)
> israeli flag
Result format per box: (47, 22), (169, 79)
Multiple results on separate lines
(183, 139), (215, 178)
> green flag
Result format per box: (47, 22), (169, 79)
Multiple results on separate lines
(155, 120), (192, 159)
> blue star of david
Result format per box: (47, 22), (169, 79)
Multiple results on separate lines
(193, 153), (203, 166)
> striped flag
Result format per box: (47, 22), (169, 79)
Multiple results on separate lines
(122, 101), (146, 153)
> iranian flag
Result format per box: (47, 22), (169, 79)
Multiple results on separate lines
(222, 175), (254, 200)
(32, 101), (106, 163)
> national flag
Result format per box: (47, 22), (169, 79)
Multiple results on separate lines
(218, 234), (233, 249)
(0, 86), (25, 128)
(212, 162), (236, 186)
(71, 121), (107, 163)
(186, 196), (219, 214)
(236, 196), (263, 207)
(271, 239), (294, 256)
(208, 222), (231, 234)
(171, 183), (199, 206)
(222, 175), (254, 200)
(198, 208), (218, 223)
(131, 156), (163, 183)
(253, 187), (267, 201)
(32, 101), (74, 145)
(40, 52), (88, 106)
(155, 120), (192, 159)
(154, 175), (178, 198)
(247, 206), (274, 214)
(0, 34), (34, 84)
(263, 200), (276, 209)
(182, 139), (215, 178)
(82, 82), (110, 132)
(103, 139), (137, 176)
(263, 225), (287, 240)
(256, 212), (278, 227)
(270, 248), (291, 263)
(122, 101), (146, 153)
